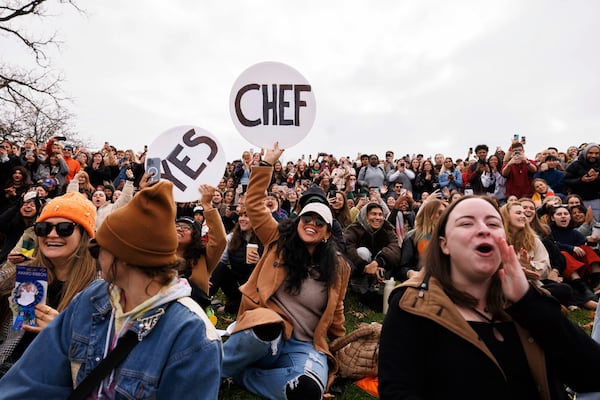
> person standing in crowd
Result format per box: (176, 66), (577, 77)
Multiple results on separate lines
(387, 158), (415, 193)
(0, 181), (223, 398)
(85, 151), (111, 188)
(565, 143), (600, 221)
(379, 196), (600, 399)
(222, 143), (350, 400)
(176, 184), (226, 309)
(481, 154), (507, 204)
(534, 154), (566, 195)
(466, 144), (489, 194)
(414, 160), (439, 200)
(438, 157), (462, 196)
(234, 150), (253, 193)
(357, 154), (386, 192)
(344, 202), (401, 311)
(59, 145), (80, 184)
(36, 151), (69, 195)
(501, 141), (537, 199)
(0, 192), (97, 377)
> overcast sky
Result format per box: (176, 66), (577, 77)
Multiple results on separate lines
(18, 0), (600, 162)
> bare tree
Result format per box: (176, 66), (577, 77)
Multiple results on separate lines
(0, 0), (80, 145)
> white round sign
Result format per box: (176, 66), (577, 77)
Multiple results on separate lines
(146, 126), (227, 202)
(229, 61), (316, 149)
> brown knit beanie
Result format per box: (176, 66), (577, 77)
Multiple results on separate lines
(37, 192), (96, 238)
(95, 181), (178, 267)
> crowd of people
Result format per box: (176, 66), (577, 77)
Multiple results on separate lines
(1, 135), (600, 398)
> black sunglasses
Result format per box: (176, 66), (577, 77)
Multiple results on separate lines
(88, 238), (100, 259)
(34, 221), (78, 237)
(300, 214), (327, 228)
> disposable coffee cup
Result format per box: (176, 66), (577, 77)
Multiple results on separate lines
(246, 243), (259, 264)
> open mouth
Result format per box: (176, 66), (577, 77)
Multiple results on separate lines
(476, 244), (493, 254)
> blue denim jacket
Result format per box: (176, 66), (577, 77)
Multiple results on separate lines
(0, 280), (223, 399)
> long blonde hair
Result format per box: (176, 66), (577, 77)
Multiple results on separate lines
(500, 201), (536, 253)
(31, 230), (97, 311)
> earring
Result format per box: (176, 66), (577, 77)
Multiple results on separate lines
(322, 238), (328, 243)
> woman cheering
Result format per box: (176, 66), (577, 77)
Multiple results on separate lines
(379, 196), (600, 399)
(222, 143), (350, 400)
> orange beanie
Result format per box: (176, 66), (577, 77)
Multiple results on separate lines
(37, 192), (96, 238)
(95, 181), (178, 267)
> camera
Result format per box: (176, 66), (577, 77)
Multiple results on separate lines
(513, 151), (521, 156)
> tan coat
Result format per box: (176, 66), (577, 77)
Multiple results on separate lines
(189, 207), (227, 294)
(233, 166), (351, 388)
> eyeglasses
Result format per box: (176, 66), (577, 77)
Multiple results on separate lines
(34, 221), (78, 237)
(300, 214), (328, 228)
(88, 239), (100, 259)
(175, 223), (193, 232)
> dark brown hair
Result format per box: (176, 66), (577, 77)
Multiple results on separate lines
(422, 195), (507, 316)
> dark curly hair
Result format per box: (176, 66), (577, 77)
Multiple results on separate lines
(271, 216), (340, 295)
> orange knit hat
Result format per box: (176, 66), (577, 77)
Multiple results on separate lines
(95, 181), (178, 267)
(37, 192), (97, 238)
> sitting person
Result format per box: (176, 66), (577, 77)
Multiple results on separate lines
(209, 206), (263, 313)
(175, 185), (226, 309)
(0, 192), (97, 377)
(549, 204), (600, 309)
(222, 143), (351, 400)
(398, 198), (447, 281)
(0, 181), (223, 398)
(344, 202), (401, 311)
(379, 196), (600, 399)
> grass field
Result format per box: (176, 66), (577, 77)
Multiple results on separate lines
(215, 290), (595, 399)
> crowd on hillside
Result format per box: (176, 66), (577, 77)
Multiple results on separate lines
(1, 135), (600, 398)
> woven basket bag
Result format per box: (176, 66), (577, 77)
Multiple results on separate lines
(329, 322), (382, 380)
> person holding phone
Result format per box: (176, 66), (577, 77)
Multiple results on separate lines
(501, 142), (537, 199)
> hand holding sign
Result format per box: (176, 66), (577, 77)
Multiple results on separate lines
(230, 62), (316, 149)
(146, 126), (226, 202)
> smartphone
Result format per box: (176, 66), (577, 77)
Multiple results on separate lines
(55, 136), (67, 141)
(26, 149), (34, 156)
(521, 136), (526, 144)
(513, 134), (519, 141)
(228, 205), (237, 211)
(145, 157), (161, 182)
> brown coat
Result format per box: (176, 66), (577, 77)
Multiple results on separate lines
(233, 166), (351, 387)
(189, 207), (227, 294)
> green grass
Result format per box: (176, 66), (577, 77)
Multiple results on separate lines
(215, 291), (595, 399)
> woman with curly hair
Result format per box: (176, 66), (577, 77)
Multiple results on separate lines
(222, 143), (351, 400)
(175, 184), (226, 309)
(414, 160), (439, 201)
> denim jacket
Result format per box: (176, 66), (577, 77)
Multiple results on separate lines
(0, 280), (223, 399)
